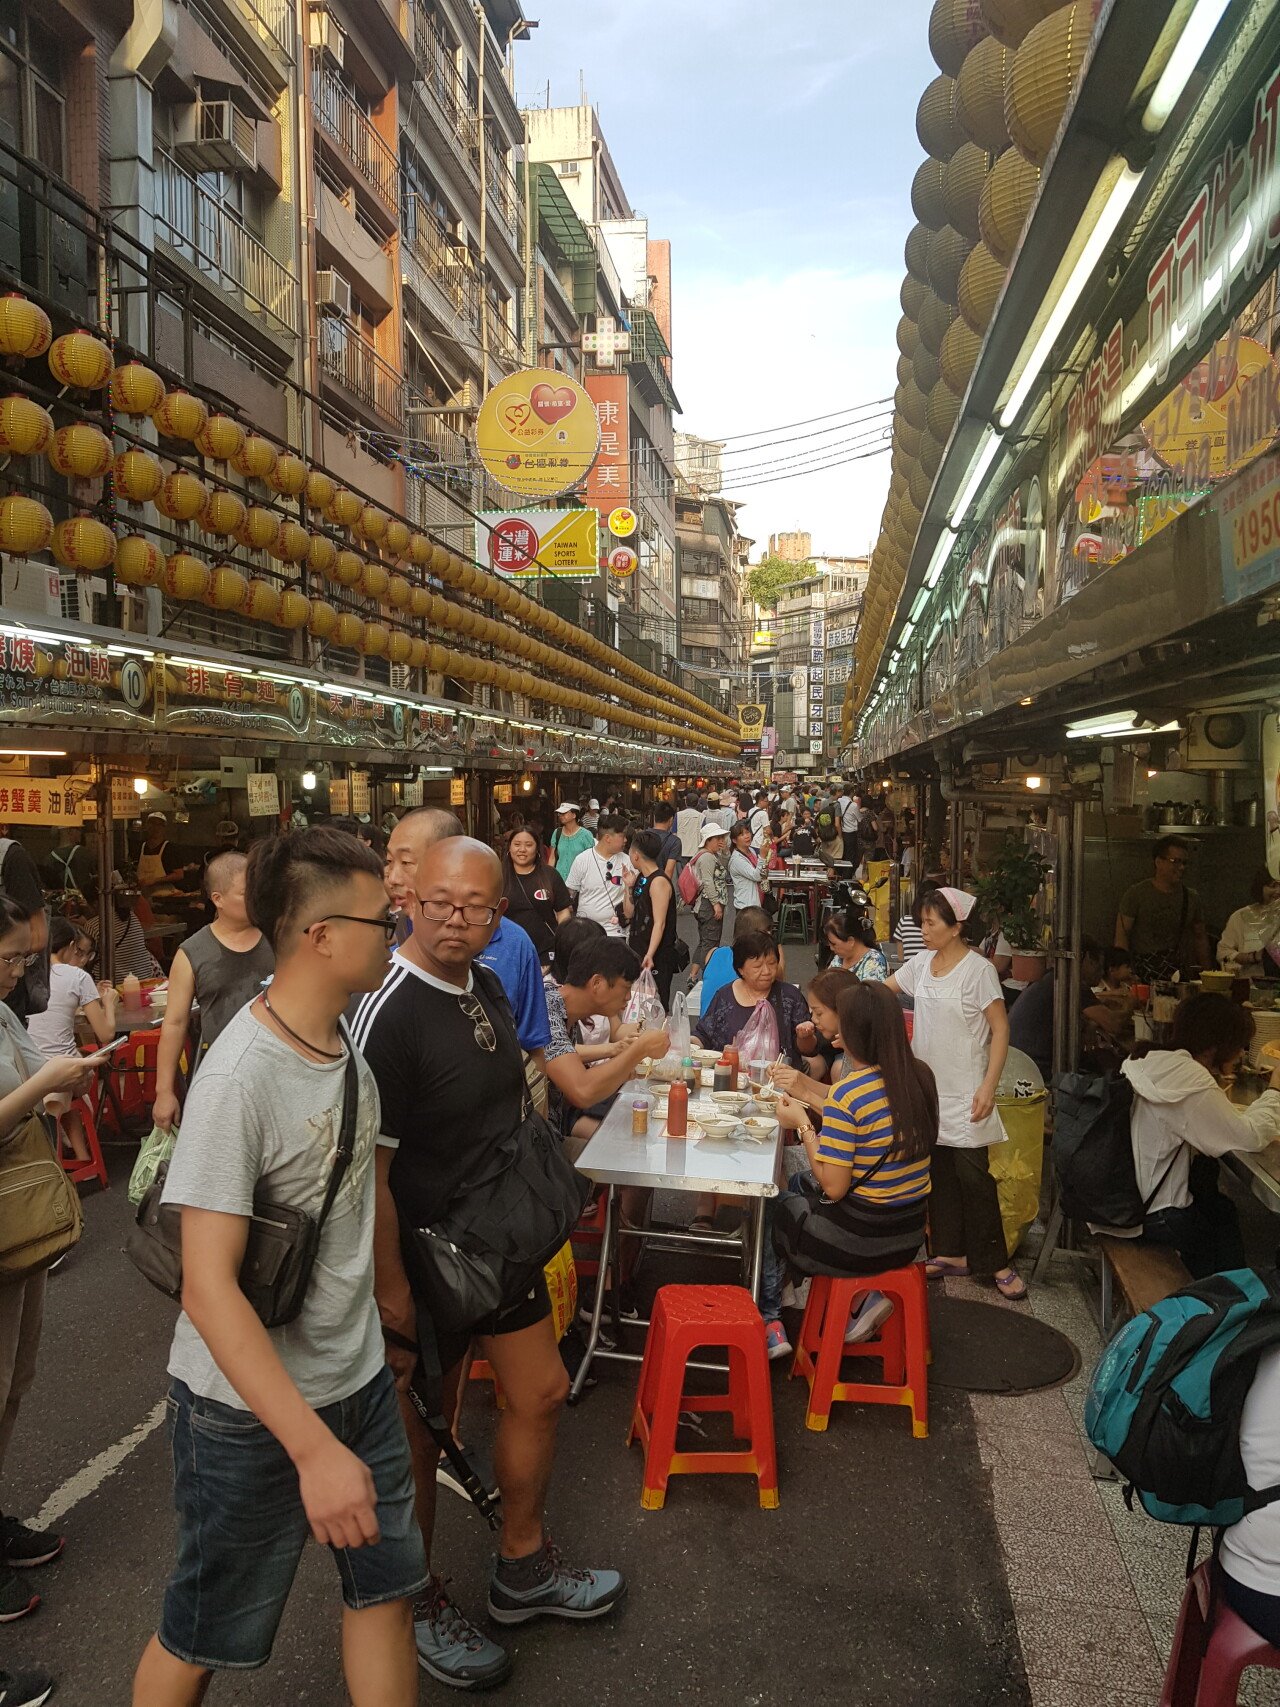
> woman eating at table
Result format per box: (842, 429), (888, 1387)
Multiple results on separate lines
(773, 967), (858, 1111)
(1217, 867), (1280, 972)
(767, 982), (938, 1354)
(694, 929), (814, 1070)
(501, 826), (572, 965)
(825, 904), (888, 983)
(27, 917), (118, 1164)
(884, 886), (1022, 1299)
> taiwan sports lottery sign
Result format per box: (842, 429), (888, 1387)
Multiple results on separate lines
(477, 508), (600, 578)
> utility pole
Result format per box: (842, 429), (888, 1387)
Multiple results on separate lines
(474, 3), (490, 398)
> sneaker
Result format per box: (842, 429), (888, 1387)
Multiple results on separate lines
(764, 1319), (792, 1361)
(436, 1445), (499, 1504)
(487, 1537), (626, 1625)
(577, 1284), (638, 1325)
(0, 1666), (54, 1706)
(780, 1277), (811, 1311)
(0, 1568), (38, 1623)
(413, 1578), (512, 1690)
(844, 1291), (894, 1345)
(0, 1520), (63, 1570)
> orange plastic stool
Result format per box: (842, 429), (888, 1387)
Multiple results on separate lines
(627, 1284), (778, 1510)
(1160, 1559), (1280, 1705)
(790, 1265), (929, 1438)
(55, 1097), (110, 1193)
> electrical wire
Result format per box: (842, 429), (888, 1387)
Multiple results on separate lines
(673, 403), (894, 462)
(682, 396), (896, 443)
(718, 443), (891, 492)
(682, 422), (892, 483)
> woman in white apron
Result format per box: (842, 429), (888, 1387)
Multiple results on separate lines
(886, 887), (1024, 1299)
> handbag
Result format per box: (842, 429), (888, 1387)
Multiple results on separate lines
(126, 1027), (358, 1329)
(0, 1112), (83, 1280)
(403, 982), (590, 1335)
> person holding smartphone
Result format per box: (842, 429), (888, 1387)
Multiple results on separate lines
(565, 816), (633, 938)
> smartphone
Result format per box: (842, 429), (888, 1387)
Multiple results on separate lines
(83, 1038), (128, 1064)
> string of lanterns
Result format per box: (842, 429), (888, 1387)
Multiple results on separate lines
(0, 304), (739, 756)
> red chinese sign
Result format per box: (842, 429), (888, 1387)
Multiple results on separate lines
(583, 375), (630, 514)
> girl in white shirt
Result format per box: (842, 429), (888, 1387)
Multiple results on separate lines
(27, 917), (117, 1161)
(886, 887), (1022, 1298)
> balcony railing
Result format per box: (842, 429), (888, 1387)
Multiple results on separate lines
(484, 142), (521, 243)
(318, 319), (404, 424)
(236, 0), (292, 55)
(412, 12), (477, 160)
(404, 194), (481, 330)
(154, 150), (298, 340)
(311, 61), (399, 211)
(404, 384), (470, 470)
(487, 308), (520, 369)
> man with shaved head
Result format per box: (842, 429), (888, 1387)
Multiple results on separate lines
(352, 838), (624, 1691)
(383, 806), (464, 937)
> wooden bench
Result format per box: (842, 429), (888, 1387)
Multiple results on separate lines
(1097, 1235), (1190, 1337)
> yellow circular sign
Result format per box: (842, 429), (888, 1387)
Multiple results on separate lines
(608, 506), (637, 538)
(607, 545), (637, 577)
(475, 370), (600, 498)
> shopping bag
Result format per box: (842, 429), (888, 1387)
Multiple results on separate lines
(668, 989), (691, 1062)
(622, 966), (666, 1028)
(129, 1121), (178, 1207)
(734, 997), (780, 1075)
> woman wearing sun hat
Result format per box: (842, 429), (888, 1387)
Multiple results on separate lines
(885, 885), (1024, 1299)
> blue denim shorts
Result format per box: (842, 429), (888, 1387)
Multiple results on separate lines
(159, 1363), (427, 1671)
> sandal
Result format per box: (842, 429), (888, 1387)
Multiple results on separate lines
(993, 1267), (1028, 1301)
(925, 1257), (970, 1280)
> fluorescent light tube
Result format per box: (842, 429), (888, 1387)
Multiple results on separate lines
(948, 429), (1002, 527)
(1142, 0), (1232, 133)
(998, 165), (1144, 430)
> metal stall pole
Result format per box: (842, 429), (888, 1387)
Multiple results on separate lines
(1033, 793), (1086, 1283)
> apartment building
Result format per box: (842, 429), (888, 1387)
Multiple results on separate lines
(675, 487), (750, 712)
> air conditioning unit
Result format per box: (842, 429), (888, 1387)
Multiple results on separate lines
(174, 97), (257, 173)
(315, 269), (352, 317)
(1182, 709), (1259, 771)
(311, 7), (344, 64)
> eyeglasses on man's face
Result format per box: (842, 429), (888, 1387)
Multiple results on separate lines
(307, 914), (398, 941)
(417, 900), (498, 928)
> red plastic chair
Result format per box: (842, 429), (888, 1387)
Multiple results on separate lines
(1160, 1560), (1280, 1705)
(790, 1264), (929, 1438)
(55, 1097), (110, 1193)
(627, 1284), (778, 1510)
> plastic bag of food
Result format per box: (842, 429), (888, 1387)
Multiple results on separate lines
(668, 989), (691, 1061)
(129, 1121), (177, 1206)
(734, 998), (780, 1074)
(622, 966), (666, 1029)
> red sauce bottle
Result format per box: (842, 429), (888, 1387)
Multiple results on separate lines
(666, 1079), (689, 1137)
(723, 1046), (740, 1090)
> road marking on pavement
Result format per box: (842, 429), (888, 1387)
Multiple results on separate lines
(29, 1399), (167, 1530)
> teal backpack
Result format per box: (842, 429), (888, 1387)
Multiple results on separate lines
(1085, 1268), (1280, 1527)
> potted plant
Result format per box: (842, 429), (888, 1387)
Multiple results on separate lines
(973, 836), (1052, 983)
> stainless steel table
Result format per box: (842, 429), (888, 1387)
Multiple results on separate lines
(570, 1080), (782, 1399)
(1222, 1076), (1280, 1213)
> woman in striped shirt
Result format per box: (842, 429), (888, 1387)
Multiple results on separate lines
(773, 983), (937, 1346)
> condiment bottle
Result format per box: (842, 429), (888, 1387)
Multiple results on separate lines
(682, 1055), (698, 1093)
(723, 1046), (740, 1089)
(713, 1057), (733, 1093)
(120, 974), (142, 1012)
(666, 1079), (689, 1137)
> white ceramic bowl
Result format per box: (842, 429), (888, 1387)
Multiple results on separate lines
(699, 1118), (738, 1141)
(711, 1091), (749, 1111)
(743, 1116), (779, 1142)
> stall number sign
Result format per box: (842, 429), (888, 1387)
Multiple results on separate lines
(350, 771), (371, 815)
(247, 773), (280, 818)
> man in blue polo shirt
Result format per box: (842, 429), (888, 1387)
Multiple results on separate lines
(475, 914), (550, 1055)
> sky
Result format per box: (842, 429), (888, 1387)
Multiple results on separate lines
(515, 1), (937, 562)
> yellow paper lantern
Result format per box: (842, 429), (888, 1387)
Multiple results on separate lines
(109, 362), (166, 417)
(49, 329), (113, 389)
(240, 578), (281, 623)
(383, 518), (410, 560)
(275, 588), (311, 628)
(305, 469), (337, 512)
(307, 533), (338, 577)
(358, 504), (388, 543)
(927, 378), (963, 444)
(333, 548), (363, 586)
(920, 429), (946, 478)
(0, 294), (51, 359)
(156, 470), (209, 522)
(956, 34), (1013, 151)
(958, 241), (1007, 334)
(113, 447), (165, 503)
(896, 317), (920, 361)
(361, 561), (390, 600)
(940, 314), (983, 393)
(194, 413), (246, 462)
(429, 544), (453, 575)
(897, 378), (929, 430)
(233, 434), (278, 482)
(913, 342), (942, 395)
(268, 452), (307, 497)
(235, 505), (279, 551)
(407, 637), (429, 669)
(408, 531), (433, 567)
(328, 488), (362, 528)
(152, 388), (209, 442)
(308, 598), (338, 638)
(272, 519), (310, 563)
(917, 73), (963, 161)
(335, 612), (365, 649)
(387, 630), (413, 666)
(199, 487), (248, 539)
(918, 292), (958, 355)
(206, 564), (249, 610)
(409, 585), (432, 618)
(163, 551), (211, 601)
(48, 422), (113, 478)
(942, 142), (992, 241)
(1006, 1), (1097, 167)
(930, 0), (990, 74)
(386, 573), (411, 609)
(114, 534), (164, 587)
(979, 146), (1041, 264)
(980, 0), (1060, 48)
(427, 644), (448, 672)
(52, 514), (115, 572)
(926, 225), (973, 306)
(0, 395), (53, 457)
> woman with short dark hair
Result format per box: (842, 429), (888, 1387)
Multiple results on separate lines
(693, 930), (812, 1068)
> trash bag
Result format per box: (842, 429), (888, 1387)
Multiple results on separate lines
(622, 966), (665, 1029)
(734, 998), (780, 1076)
(989, 1091), (1046, 1258)
(129, 1121), (177, 1207)
(668, 989), (691, 1062)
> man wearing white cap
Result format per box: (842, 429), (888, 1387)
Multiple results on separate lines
(701, 792), (733, 835)
(688, 822), (730, 982)
(550, 802), (593, 883)
(581, 799), (600, 833)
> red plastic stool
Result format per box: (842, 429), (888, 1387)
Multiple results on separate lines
(627, 1284), (778, 1510)
(1160, 1560), (1280, 1705)
(790, 1265), (929, 1438)
(55, 1097), (110, 1193)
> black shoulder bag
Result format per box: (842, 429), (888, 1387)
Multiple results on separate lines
(126, 1025), (359, 1328)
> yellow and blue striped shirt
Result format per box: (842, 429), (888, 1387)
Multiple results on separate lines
(816, 1067), (931, 1204)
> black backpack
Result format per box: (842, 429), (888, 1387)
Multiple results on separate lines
(815, 806), (838, 840)
(1051, 1069), (1176, 1230)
